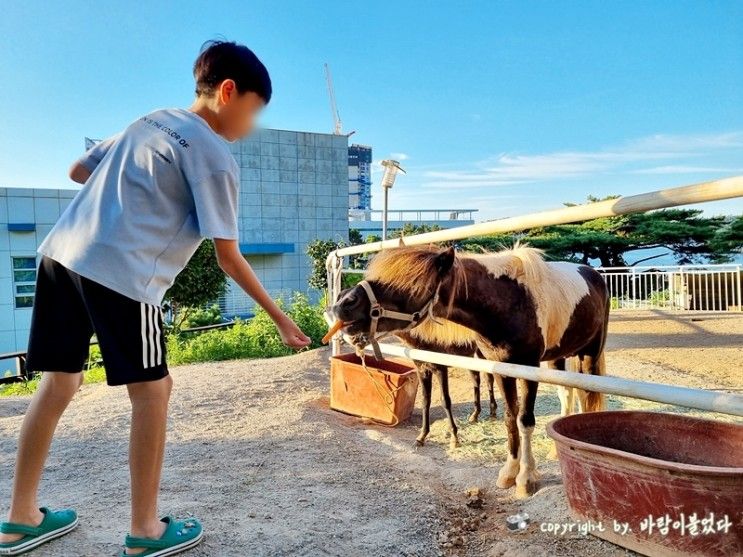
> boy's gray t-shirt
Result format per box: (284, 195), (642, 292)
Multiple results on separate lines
(38, 108), (239, 306)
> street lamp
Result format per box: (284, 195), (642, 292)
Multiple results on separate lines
(379, 159), (406, 240)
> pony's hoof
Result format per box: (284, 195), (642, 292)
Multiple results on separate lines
(449, 438), (461, 449)
(496, 476), (516, 489)
(488, 413), (498, 421)
(468, 412), (479, 424)
(514, 483), (534, 499)
(415, 438), (425, 448)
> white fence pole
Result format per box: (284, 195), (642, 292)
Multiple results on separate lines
(331, 176), (743, 258)
(362, 342), (743, 417)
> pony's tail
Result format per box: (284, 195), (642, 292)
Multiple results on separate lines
(584, 351), (606, 412)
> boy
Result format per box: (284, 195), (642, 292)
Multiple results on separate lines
(0, 40), (310, 556)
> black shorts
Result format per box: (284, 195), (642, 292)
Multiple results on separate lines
(26, 256), (169, 386)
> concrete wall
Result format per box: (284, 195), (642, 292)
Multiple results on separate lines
(225, 128), (349, 316)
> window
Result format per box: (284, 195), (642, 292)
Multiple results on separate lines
(12, 256), (37, 308)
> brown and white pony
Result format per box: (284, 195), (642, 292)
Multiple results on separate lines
(331, 244), (609, 498)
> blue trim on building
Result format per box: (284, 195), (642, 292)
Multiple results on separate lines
(240, 242), (295, 254)
(7, 223), (35, 232)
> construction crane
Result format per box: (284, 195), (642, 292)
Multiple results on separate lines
(324, 63), (343, 135)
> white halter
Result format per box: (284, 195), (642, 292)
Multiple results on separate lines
(355, 279), (442, 360)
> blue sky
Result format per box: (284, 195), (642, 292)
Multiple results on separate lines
(1, 1), (741, 221)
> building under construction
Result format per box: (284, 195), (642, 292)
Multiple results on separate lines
(348, 144), (372, 213)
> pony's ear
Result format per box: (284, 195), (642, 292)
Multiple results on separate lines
(434, 246), (456, 275)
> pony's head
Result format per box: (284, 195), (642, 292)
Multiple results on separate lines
(330, 245), (466, 345)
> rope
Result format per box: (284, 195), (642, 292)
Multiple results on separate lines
(359, 352), (410, 427)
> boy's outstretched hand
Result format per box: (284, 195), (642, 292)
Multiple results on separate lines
(213, 239), (312, 350)
(276, 316), (312, 349)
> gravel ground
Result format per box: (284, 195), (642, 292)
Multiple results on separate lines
(0, 311), (740, 557)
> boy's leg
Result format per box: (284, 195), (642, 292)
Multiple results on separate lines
(72, 274), (173, 554)
(125, 375), (172, 555)
(0, 372), (82, 544)
(2, 256), (94, 543)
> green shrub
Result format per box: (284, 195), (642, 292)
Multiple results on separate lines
(286, 292), (327, 349)
(181, 304), (223, 329)
(341, 272), (364, 289)
(87, 344), (103, 368)
(2, 293), (328, 396)
(167, 292), (327, 365)
(648, 289), (670, 306)
(166, 322), (251, 364)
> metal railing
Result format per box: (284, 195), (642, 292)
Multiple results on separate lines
(325, 176), (743, 417)
(348, 208), (479, 222)
(597, 264), (742, 312)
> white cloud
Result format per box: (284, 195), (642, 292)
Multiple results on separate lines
(626, 132), (743, 152)
(390, 152), (410, 161)
(631, 165), (743, 175)
(371, 154), (411, 174)
(420, 131), (743, 189)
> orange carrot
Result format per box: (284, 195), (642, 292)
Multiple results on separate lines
(322, 320), (345, 344)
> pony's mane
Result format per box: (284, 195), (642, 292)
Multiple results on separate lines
(364, 245), (467, 316)
(407, 317), (478, 345)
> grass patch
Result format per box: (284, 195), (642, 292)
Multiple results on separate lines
(0, 366), (107, 397)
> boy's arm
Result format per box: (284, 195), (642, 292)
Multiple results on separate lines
(69, 134), (121, 184)
(213, 238), (311, 349)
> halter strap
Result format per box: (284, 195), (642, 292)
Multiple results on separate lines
(356, 279), (442, 360)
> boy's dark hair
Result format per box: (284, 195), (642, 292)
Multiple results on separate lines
(193, 40), (272, 103)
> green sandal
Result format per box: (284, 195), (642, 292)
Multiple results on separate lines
(0, 507), (78, 555)
(120, 516), (203, 557)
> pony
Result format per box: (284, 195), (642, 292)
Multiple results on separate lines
(331, 244), (609, 498)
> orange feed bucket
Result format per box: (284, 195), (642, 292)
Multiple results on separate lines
(329, 352), (419, 426)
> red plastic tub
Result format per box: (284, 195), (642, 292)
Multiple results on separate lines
(329, 352), (419, 426)
(546, 411), (743, 557)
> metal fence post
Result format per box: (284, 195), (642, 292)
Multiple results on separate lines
(16, 356), (27, 380)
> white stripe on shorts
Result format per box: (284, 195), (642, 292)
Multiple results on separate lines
(141, 303), (164, 369)
(140, 302), (148, 368)
(154, 307), (163, 365)
(148, 305), (156, 368)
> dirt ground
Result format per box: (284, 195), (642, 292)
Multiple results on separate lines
(0, 311), (741, 557)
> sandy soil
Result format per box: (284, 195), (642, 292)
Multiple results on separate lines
(0, 311), (741, 557)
